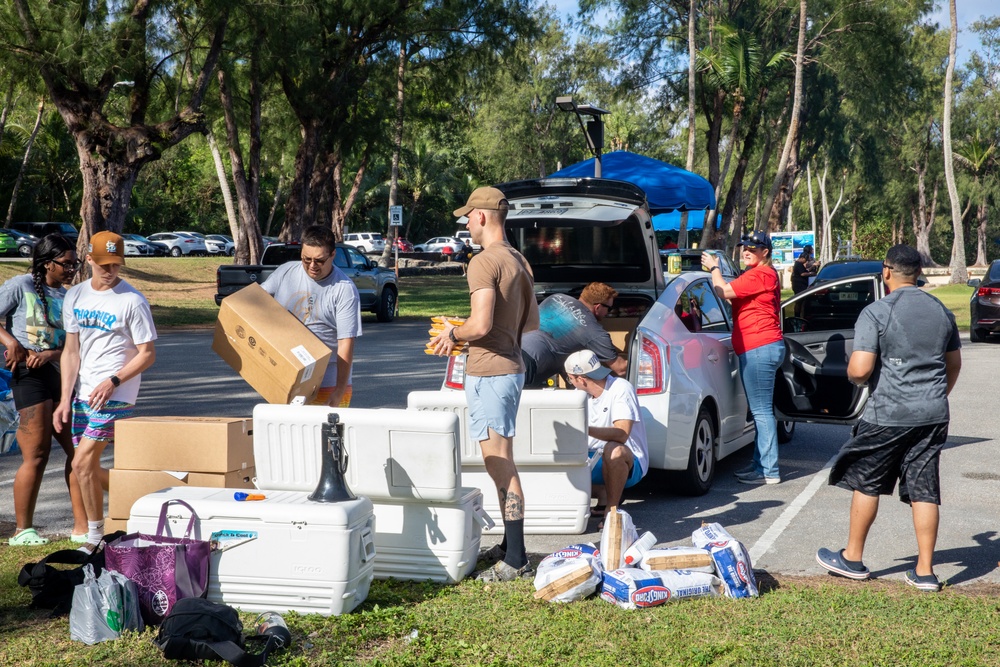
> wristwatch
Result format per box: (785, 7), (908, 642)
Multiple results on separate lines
(710, 266), (721, 273)
(110, 375), (121, 387)
(448, 328), (459, 344)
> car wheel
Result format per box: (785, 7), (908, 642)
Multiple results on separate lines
(18, 244), (31, 258)
(376, 287), (397, 323)
(170, 246), (182, 257)
(970, 326), (985, 343)
(674, 405), (716, 496)
(228, 248), (236, 256)
(777, 420), (796, 444)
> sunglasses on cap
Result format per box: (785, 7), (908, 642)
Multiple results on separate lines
(738, 231), (771, 250)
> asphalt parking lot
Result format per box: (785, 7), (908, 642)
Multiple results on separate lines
(2, 324), (998, 589)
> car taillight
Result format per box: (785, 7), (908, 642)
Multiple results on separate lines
(977, 286), (1000, 297)
(444, 354), (467, 389)
(636, 335), (667, 395)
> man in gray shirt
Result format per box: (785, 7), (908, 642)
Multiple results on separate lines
(816, 244), (961, 592)
(521, 282), (627, 388)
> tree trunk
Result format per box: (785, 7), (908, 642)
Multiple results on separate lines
(283, 119), (323, 241)
(5, 97), (44, 226)
(381, 42), (407, 268)
(329, 142), (371, 240)
(911, 163), (939, 267)
(265, 166), (286, 237)
(206, 130), (238, 243)
(761, 0), (807, 225)
(0, 78), (14, 153)
(975, 199), (988, 266)
(943, 0), (967, 283)
(806, 160), (817, 242)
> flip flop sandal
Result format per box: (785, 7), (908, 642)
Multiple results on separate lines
(591, 505), (607, 519)
(8, 528), (50, 546)
(71, 533), (89, 543)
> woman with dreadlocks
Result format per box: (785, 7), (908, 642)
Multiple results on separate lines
(0, 234), (87, 546)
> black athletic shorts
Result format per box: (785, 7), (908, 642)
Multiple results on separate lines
(10, 362), (62, 410)
(828, 419), (948, 505)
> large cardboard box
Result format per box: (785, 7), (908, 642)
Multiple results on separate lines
(105, 517), (129, 534)
(213, 283), (332, 404)
(109, 467), (256, 519)
(115, 417), (254, 473)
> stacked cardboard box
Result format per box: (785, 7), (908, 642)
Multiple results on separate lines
(109, 417), (256, 529)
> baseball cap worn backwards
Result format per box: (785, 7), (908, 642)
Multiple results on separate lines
(453, 186), (507, 218)
(88, 231), (126, 266)
(564, 349), (612, 381)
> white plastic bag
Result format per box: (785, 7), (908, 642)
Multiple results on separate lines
(533, 544), (604, 603)
(691, 522), (758, 598)
(70, 565), (144, 644)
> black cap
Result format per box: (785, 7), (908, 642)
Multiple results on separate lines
(738, 230), (772, 251)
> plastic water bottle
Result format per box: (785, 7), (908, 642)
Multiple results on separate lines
(623, 531), (657, 566)
(254, 612), (292, 649)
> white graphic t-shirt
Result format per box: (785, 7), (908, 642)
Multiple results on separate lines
(62, 279), (157, 404)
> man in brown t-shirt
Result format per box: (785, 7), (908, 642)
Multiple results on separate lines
(432, 186), (539, 582)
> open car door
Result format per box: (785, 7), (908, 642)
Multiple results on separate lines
(775, 274), (886, 424)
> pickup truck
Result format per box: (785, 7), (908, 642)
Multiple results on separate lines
(215, 242), (398, 322)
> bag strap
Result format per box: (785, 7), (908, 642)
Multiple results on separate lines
(204, 635), (279, 667)
(157, 499), (199, 538)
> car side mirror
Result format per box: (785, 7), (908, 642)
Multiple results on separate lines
(968, 278), (982, 288)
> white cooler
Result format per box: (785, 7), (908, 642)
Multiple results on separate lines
(371, 487), (493, 583)
(408, 390), (592, 534)
(126, 487), (375, 616)
(252, 405), (463, 502)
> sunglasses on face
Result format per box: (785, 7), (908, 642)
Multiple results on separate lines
(302, 256), (332, 267)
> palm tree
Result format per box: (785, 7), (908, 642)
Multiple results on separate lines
(954, 130), (997, 266)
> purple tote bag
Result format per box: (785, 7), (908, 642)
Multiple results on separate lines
(105, 499), (211, 626)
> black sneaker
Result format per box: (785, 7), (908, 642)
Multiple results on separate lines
(478, 543), (506, 567)
(904, 569), (942, 592)
(475, 560), (533, 583)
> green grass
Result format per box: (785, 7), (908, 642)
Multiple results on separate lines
(926, 284), (973, 330)
(2, 541), (1000, 666)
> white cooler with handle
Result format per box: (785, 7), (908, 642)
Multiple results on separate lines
(126, 487), (375, 616)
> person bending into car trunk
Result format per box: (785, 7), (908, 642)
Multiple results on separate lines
(0, 234), (88, 546)
(432, 186), (539, 583)
(54, 231), (157, 553)
(702, 230), (784, 485)
(261, 225), (362, 407)
(816, 244), (961, 593)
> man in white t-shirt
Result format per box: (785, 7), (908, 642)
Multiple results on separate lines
(261, 225), (362, 407)
(564, 349), (648, 520)
(54, 231), (157, 552)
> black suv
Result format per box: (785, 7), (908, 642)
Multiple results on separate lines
(10, 222), (80, 243)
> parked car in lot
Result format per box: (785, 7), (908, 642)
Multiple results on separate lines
(122, 236), (156, 256)
(123, 233), (168, 256)
(148, 232), (208, 256)
(206, 234), (236, 255)
(5, 229), (38, 257)
(414, 236), (465, 255)
(661, 248), (741, 282)
(0, 229), (20, 256)
(215, 242), (398, 321)
(343, 232), (385, 254)
(968, 259), (1000, 342)
(392, 237), (414, 252)
(441, 177), (879, 494)
(10, 221), (79, 244)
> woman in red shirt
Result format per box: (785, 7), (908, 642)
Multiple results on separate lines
(702, 230), (785, 484)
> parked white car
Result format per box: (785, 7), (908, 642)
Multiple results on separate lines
(206, 234), (236, 255)
(123, 237), (154, 256)
(415, 236), (465, 255)
(343, 232), (385, 254)
(148, 232), (208, 256)
(455, 230), (481, 251)
(441, 178), (876, 495)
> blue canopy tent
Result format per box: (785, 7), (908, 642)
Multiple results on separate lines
(651, 210), (721, 232)
(549, 150), (715, 214)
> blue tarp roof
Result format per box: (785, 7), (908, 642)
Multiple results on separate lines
(549, 150), (716, 213)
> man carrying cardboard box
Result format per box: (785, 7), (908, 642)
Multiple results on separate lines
(261, 225), (362, 407)
(54, 231), (157, 553)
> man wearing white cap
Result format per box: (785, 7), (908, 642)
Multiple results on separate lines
(54, 231), (157, 552)
(432, 186), (539, 582)
(564, 349), (648, 521)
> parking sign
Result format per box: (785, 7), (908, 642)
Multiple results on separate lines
(389, 205), (403, 226)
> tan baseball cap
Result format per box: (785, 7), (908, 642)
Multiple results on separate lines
(88, 231), (126, 266)
(453, 186), (508, 218)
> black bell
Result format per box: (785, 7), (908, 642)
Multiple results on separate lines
(308, 413), (356, 503)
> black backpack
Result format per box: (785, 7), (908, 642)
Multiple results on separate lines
(154, 597), (278, 666)
(16, 532), (124, 617)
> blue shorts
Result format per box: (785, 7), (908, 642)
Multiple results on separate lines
(464, 374), (524, 442)
(71, 399), (135, 447)
(591, 451), (644, 489)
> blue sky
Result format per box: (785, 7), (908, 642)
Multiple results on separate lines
(547, 0), (996, 63)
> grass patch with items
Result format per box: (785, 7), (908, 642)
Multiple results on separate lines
(2, 540), (1000, 666)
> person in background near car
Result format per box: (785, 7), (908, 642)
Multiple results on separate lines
(564, 349), (648, 527)
(0, 235), (88, 546)
(816, 244), (961, 593)
(432, 186), (539, 583)
(662, 235), (679, 250)
(521, 282), (627, 389)
(791, 244), (818, 295)
(702, 230), (784, 485)
(262, 225), (362, 407)
(54, 231), (157, 553)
